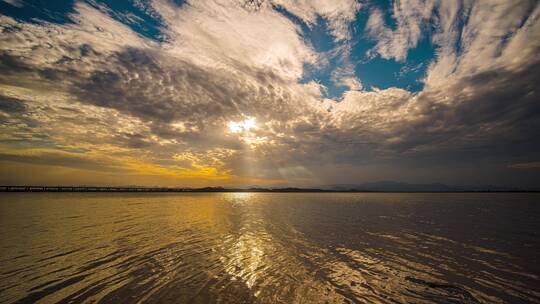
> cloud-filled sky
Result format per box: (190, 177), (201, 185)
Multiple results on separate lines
(0, 0), (539, 187)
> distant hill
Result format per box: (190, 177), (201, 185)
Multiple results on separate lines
(318, 181), (518, 192)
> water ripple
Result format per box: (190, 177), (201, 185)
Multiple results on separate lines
(0, 193), (539, 303)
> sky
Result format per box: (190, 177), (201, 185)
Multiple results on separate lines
(0, 0), (539, 188)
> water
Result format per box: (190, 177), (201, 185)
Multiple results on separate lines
(0, 193), (539, 303)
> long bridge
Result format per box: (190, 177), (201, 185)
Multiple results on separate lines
(0, 186), (330, 192)
(0, 186), (194, 192)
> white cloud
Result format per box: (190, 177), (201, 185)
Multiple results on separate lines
(425, 0), (540, 88)
(366, 0), (436, 61)
(331, 65), (362, 90)
(153, 0), (316, 80)
(2, 0), (23, 8)
(271, 0), (362, 41)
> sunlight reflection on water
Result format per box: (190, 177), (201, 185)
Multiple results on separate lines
(0, 193), (539, 303)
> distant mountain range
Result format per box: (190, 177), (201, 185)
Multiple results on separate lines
(317, 181), (531, 192)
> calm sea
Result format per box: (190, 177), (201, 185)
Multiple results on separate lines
(0, 193), (539, 303)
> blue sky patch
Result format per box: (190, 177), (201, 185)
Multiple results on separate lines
(352, 34), (435, 92)
(0, 0), (76, 24)
(86, 0), (166, 41)
(0, 0), (166, 41)
(294, 0), (436, 98)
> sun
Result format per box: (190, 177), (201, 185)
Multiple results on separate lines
(228, 117), (256, 133)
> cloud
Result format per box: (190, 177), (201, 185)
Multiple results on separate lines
(1, 0), (23, 8)
(331, 64), (362, 90)
(0, 0), (539, 187)
(426, 0), (540, 87)
(271, 0), (362, 41)
(366, 0), (436, 61)
(154, 0), (316, 80)
(0, 95), (27, 113)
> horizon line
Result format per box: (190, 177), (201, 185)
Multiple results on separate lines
(1, 185), (539, 193)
